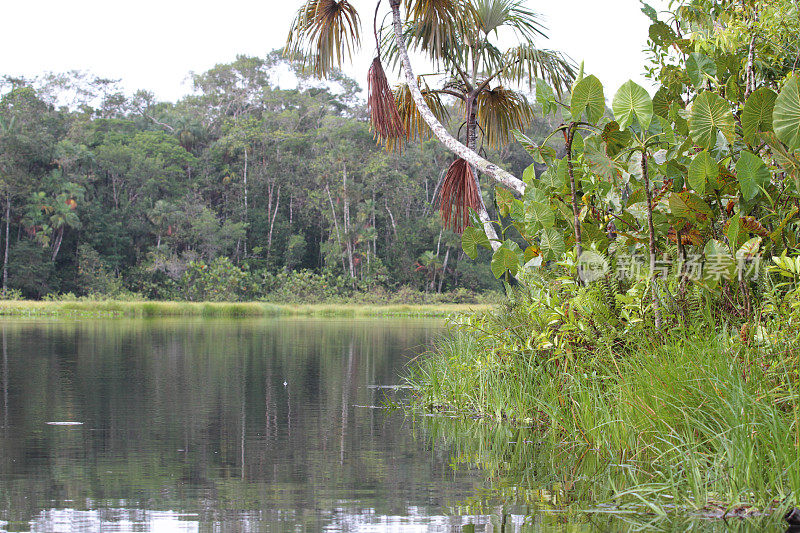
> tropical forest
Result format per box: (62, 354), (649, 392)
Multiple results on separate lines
(0, 0), (798, 531)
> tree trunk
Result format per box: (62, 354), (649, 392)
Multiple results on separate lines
(384, 200), (397, 238)
(326, 183), (348, 274)
(2, 195), (9, 294)
(438, 247), (450, 293)
(51, 226), (64, 262)
(343, 164), (355, 279)
(389, 0), (517, 251)
(566, 124), (584, 280)
(641, 151), (663, 329)
(243, 146), (248, 258)
(266, 186), (281, 263)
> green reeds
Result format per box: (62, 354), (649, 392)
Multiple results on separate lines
(407, 333), (800, 516)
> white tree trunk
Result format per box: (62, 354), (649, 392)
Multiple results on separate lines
(389, 2), (511, 250)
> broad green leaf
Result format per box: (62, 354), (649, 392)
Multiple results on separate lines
(735, 237), (762, 262)
(686, 52), (717, 89)
(687, 150), (718, 195)
(601, 121), (631, 157)
(522, 164), (536, 184)
(535, 79), (557, 115)
(742, 87), (777, 144)
(490, 241), (522, 279)
(689, 91), (735, 150)
(584, 138), (619, 180)
(526, 201), (555, 229)
(641, 3), (658, 22)
(736, 151), (769, 201)
(538, 227), (565, 261)
(539, 164), (565, 190)
(495, 186), (514, 217)
(513, 130), (555, 164)
(461, 226), (490, 259)
(668, 192), (713, 223)
(652, 87), (673, 119)
(613, 80), (653, 130)
(571, 75), (605, 123)
(649, 21), (676, 47)
(774, 76), (800, 150)
(524, 185), (548, 204)
(704, 238), (736, 283)
(726, 214), (743, 252)
(725, 76), (741, 103)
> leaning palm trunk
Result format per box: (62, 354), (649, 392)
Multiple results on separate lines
(388, 0), (516, 250)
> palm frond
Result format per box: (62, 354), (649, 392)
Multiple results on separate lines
(474, 86), (533, 148)
(499, 45), (576, 98)
(367, 58), (405, 145)
(389, 81), (450, 151)
(402, 0), (476, 62)
(286, 0), (361, 78)
(438, 158), (481, 233)
(472, 0), (547, 41)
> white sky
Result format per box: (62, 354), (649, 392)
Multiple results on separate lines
(0, 0), (670, 102)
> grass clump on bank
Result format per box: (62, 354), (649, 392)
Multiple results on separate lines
(0, 299), (493, 318)
(406, 268), (800, 518)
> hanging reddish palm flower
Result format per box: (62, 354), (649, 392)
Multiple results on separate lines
(438, 158), (481, 233)
(367, 57), (405, 144)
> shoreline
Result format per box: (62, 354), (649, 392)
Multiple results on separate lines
(0, 300), (494, 318)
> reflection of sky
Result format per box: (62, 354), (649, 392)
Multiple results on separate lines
(9, 507), (528, 532)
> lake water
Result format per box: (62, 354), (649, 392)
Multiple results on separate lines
(0, 318), (783, 532)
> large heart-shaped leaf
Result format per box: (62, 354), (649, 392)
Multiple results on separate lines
(526, 200), (555, 230)
(736, 151), (770, 201)
(461, 226), (490, 259)
(490, 241), (523, 278)
(613, 80), (653, 130)
(584, 137), (619, 180)
(668, 192), (713, 223)
(686, 52), (717, 89)
(703, 238), (736, 285)
(689, 91), (735, 150)
(742, 87), (777, 144)
(687, 150), (718, 195)
(538, 227), (565, 261)
(774, 77), (800, 150)
(538, 165), (564, 191)
(571, 75), (605, 123)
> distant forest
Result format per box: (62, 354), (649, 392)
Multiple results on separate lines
(0, 52), (557, 301)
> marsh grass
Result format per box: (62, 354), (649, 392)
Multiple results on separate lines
(408, 332), (800, 516)
(0, 300), (492, 318)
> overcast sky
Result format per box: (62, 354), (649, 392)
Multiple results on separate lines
(1, 0), (670, 102)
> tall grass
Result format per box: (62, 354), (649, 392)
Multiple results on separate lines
(0, 300), (493, 318)
(408, 332), (800, 515)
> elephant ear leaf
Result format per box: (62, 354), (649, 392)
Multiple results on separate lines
(736, 151), (770, 201)
(570, 75), (605, 123)
(462, 226), (490, 260)
(490, 241), (522, 279)
(689, 91), (735, 150)
(774, 77), (800, 151)
(742, 87), (777, 144)
(612, 80), (653, 130)
(687, 150), (718, 195)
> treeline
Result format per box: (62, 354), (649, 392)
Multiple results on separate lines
(0, 53), (543, 301)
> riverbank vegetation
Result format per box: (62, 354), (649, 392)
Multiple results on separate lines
(280, 0), (800, 522)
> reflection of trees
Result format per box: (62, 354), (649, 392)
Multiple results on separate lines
(0, 318), (470, 530)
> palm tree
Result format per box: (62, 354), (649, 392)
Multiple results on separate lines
(287, 0), (574, 247)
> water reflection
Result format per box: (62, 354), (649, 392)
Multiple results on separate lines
(0, 318), (487, 532)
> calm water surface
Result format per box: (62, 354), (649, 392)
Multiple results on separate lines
(0, 318), (783, 532)
(0, 318), (500, 532)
